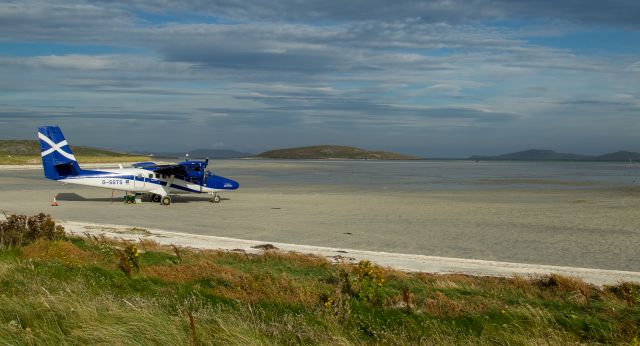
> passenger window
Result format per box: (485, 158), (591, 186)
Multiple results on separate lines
(148, 174), (153, 179)
(155, 174), (160, 178)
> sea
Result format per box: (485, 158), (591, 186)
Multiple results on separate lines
(214, 160), (640, 191)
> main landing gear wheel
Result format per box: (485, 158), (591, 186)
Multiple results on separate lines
(210, 194), (221, 203)
(151, 194), (161, 203)
(161, 196), (171, 206)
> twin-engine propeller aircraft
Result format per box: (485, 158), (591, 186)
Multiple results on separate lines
(38, 126), (239, 205)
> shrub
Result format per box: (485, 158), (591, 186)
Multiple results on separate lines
(321, 269), (352, 321)
(0, 213), (65, 248)
(118, 243), (140, 278)
(354, 260), (384, 305)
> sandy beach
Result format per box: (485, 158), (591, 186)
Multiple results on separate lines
(0, 160), (639, 274)
(62, 220), (640, 286)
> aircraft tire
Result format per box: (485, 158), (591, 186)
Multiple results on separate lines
(161, 196), (171, 206)
(152, 194), (161, 203)
(213, 195), (221, 203)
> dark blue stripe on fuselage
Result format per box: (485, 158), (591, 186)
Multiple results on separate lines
(61, 170), (206, 193)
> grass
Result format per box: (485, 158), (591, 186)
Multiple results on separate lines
(1, 216), (639, 344)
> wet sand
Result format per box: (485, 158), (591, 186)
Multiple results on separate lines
(0, 163), (639, 272)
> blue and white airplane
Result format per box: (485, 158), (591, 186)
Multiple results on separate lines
(38, 126), (239, 205)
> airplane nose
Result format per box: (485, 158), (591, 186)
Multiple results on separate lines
(225, 178), (239, 190)
(208, 175), (239, 190)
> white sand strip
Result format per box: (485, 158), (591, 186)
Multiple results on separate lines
(61, 220), (640, 286)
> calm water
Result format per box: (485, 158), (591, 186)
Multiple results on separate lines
(214, 160), (640, 191)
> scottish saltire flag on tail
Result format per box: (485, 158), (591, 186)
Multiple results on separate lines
(37, 126), (82, 180)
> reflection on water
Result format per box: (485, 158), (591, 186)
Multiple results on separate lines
(215, 160), (640, 191)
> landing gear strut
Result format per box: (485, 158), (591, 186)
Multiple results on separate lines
(161, 196), (171, 206)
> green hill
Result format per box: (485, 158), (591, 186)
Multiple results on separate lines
(0, 140), (148, 164)
(257, 145), (419, 160)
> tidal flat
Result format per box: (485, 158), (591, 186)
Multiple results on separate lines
(0, 160), (638, 271)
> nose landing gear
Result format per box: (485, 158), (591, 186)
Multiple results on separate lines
(209, 194), (221, 203)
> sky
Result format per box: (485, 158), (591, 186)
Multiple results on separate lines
(0, 0), (639, 157)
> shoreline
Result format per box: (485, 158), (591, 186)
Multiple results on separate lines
(62, 220), (640, 286)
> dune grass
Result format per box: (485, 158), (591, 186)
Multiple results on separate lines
(0, 216), (639, 344)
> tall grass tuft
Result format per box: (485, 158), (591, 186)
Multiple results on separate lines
(606, 282), (640, 306)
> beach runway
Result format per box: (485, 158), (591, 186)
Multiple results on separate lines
(1, 162), (639, 273)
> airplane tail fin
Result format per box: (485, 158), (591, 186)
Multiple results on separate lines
(37, 126), (82, 180)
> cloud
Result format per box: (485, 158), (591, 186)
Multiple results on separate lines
(0, 1), (132, 42)
(0, 106), (187, 121)
(1, 54), (115, 70)
(92, 0), (640, 28)
(0, 0), (639, 156)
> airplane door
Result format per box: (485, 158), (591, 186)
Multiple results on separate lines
(134, 174), (145, 189)
(166, 175), (175, 192)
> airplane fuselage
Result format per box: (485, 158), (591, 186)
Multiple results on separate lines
(56, 167), (229, 197)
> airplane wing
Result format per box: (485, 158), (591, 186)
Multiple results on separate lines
(131, 162), (157, 169)
(132, 162), (186, 176)
(152, 165), (187, 176)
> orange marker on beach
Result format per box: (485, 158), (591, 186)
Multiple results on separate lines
(51, 194), (58, 206)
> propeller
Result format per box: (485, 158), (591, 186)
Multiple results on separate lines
(202, 157), (209, 191)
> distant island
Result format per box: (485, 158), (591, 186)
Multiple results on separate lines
(257, 145), (419, 160)
(469, 149), (640, 162)
(141, 149), (253, 159)
(0, 140), (148, 165)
